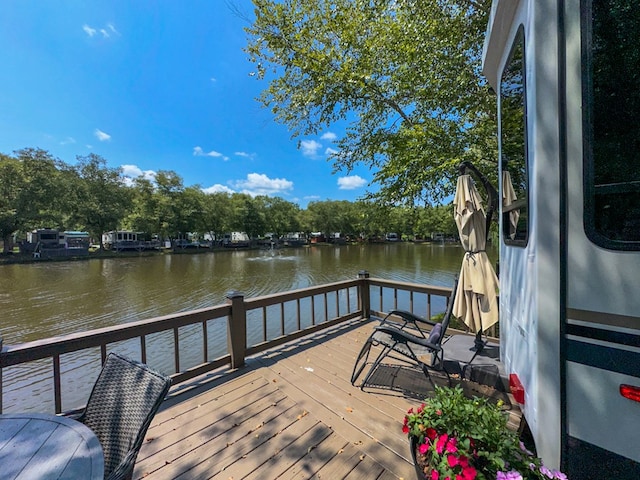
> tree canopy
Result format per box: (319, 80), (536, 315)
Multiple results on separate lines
(244, 0), (497, 206)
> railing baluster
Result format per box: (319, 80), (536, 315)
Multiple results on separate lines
(280, 302), (285, 336)
(100, 344), (107, 364)
(311, 295), (316, 325)
(140, 335), (147, 364)
(410, 291), (414, 314)
(394, 288), (398, 310)
(323, 293), (328, 322)
(379, 285), (383, 311)
(173, 327), (180, 373)
(202, 321), (208, 362)
(427, 294), (432, 320)
(335, 290), (340, 317)
(296, 299), (301, 330)
(262, 306), (267, 342)
(53, 355), (62, 414)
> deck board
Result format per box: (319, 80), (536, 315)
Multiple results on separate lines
(133, 318), (520, 480)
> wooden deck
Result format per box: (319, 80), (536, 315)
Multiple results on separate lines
(133, 318), (521, 480)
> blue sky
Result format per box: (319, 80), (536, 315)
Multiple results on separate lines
(0, 1), (374, 208)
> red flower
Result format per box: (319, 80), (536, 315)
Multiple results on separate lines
(436, 433), (449, 454)
(426, 427), (437, 440)
(457, 455), (469, 468)
(447, 454), (458, 468)
(462, 465), (477, 480)
(402, 424), (409, 434)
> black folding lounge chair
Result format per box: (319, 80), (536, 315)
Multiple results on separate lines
(351, 277), (458, 389)
(76, 352), (172, 480)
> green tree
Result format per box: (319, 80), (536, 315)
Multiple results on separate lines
(201, 192), (234, 242)
(72, 154), (131, 247)
(261, 196), (301, 237)
(245, 0), (496, 206)
(0, 149), (68, 252)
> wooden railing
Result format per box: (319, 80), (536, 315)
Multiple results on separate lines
(0, 273), (454, 414)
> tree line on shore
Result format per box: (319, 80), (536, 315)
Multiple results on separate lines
(0, 148), (457, 252)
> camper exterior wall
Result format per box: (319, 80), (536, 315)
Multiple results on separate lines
(486, 0), (640, 475)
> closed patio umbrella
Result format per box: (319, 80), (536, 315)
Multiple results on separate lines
(452, 168), (499, 342)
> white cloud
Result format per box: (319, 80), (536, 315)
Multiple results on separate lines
(193, 146), (229, 161)
(94, 129), (111, 141)
(120, 164), (157, 186)
(210, 77), (217, 83)
(325, 147), (338, 155)
(234, 151), (255, 159)
(321, 132), (337, 141)
(304, 194), (321, 201)
(300, 139), (322, 157)
(202, 184), (235, 194)
(83, 25), (97, 37)
(60, 137), (76, 145)
(232, 173), (293, 197)
(338, 175), (367, 190)
(84, 23), (119, 39)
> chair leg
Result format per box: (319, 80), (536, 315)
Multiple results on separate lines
(351, 338), (374, 385)
(359, 345), (395, 391)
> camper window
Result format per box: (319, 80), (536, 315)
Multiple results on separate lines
(584, 0), (640, 249)
(500, 26), (529, 246)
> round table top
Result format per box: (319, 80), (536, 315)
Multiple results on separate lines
(0, 413), (104, 480)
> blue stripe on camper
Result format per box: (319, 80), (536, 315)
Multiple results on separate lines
(567, 339), (640, 378)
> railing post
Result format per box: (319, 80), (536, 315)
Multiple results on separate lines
(226, 290), (247, 369)
(358, 271), (371, 319)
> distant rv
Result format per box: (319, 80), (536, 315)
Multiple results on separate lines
(222, 232), (250, 248)
(385, 233), (400, 242)
(22, 229), (90, 258)
(102, 231), (144, 251)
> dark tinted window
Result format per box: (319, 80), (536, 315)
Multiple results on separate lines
(500, 26), (528, 246)
(584, 0), (640, 248)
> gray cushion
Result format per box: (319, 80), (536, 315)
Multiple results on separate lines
(428, 323), (443, 344)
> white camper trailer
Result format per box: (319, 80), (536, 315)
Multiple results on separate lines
(483, 0), (640, 477)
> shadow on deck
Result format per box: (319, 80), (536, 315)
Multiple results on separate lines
(133, 318), (520, 480)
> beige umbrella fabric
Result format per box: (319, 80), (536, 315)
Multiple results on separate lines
(452, 174), (499, 333)
(502, 170), (520, 240)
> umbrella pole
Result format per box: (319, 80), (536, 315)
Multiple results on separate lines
(474, 330), (486, 352)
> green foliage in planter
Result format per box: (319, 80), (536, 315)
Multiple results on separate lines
(403, 385), (568, 480)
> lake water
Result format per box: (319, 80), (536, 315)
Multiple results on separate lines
(0, 242), (496, 412)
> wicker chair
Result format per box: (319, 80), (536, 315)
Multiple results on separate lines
(77, 353), (171, 480)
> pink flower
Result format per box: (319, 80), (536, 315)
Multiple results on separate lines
(447, 454), (459, 468)
(436, 433), (449, 454)
(457, 455), (469, 468)
(419, 442), (430, 455)
(430, 470), (439, 480)
(446, 436), (458, 453)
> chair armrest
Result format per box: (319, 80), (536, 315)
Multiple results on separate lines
(375, 324), (441, 353)
(382, 309), (436, 333)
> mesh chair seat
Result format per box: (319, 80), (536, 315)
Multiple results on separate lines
(351, 277), (458, 390)
(77, 353), (171, 480)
